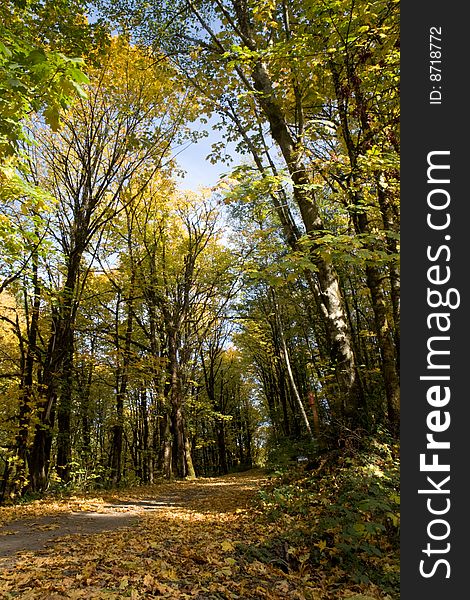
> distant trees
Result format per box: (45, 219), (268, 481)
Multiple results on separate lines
(111, 186), (241, 479)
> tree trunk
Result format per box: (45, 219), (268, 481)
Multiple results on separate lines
(56, 325), (74, 483)
(171, 403), (186, 478)
(80, 379), (92, 472)
(184, 436), (196, 479)
(140, 389), (150, 483)
(365, 264), (400, 431)
(55, 253), (81, 483)
(162, 412), (173, 479)
(235, 14), (361, 422)
(272, 289), (314, 439)
(330, 59), (400, 432)
(15, 253), (41, 493)
(28, 416), (55, 492)
(110, 279), (134, 485)
(216, 422), (228, 475)
(166, 323), (197, 479)
(28, 316), (60, 491)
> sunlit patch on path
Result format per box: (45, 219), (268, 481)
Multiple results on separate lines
(0, 470), (267, 569)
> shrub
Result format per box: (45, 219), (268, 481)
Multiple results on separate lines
(255, 431), (400, 598)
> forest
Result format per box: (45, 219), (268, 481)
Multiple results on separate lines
(0, 1), (400, 598)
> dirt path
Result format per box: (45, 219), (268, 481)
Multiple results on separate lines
(0, 469), (266, 569)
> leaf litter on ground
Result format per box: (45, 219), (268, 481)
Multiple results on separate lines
(0, 469), (393, 600)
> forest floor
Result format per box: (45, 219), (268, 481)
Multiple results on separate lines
(0, 469), (387, 600)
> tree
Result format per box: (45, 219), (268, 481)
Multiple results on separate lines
(26, 37), (194, 490)
(0, 0), (106, 321)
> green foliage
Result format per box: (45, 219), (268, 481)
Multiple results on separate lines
(47, 462), (107, 494)
(257, 433), (400, 597)
(0, 1), (95, 156)
(264, 435), (318, 472)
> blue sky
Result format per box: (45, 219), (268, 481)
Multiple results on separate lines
(174, 118), (239, 192)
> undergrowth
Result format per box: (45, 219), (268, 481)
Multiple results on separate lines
(252, 431), (400, 599)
